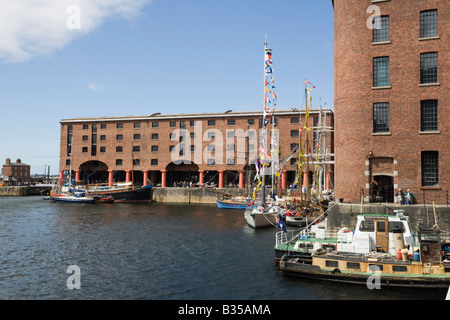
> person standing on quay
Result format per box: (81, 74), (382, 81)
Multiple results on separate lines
(396, 188), (404, 205)
(405, 189), (413, 205)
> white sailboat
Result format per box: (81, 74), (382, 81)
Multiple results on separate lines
(244, 40), (284, 229)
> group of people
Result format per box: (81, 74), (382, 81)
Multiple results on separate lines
(172, 180), (196, 188)
(396, 188), (414, 205)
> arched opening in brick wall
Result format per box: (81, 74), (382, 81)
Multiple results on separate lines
(369, 157), (395, 203)
(79, 160), (109, 184)
(165, 162), (200, 187)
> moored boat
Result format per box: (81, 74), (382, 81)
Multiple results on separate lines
(88, 184), (152, 203)
(274, 210), (415, 264)
(50, 189), (96, 203)
(244, 40), (284, 229)
(217, 199), (253, 210)
(245, 205), (279, 228)
(279, 227), (450, 289)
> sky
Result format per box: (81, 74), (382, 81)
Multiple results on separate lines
(0, 0), (334, 175)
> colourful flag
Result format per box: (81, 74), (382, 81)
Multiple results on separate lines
(305, 80), (315, 88)
(259, 145), (271, 160)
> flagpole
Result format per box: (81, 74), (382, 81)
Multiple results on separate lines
(298, 86), (303, 208)
(261, 40), (267, 206)
(305, 80), (310, 203)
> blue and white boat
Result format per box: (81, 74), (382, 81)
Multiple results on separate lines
(50, 189), (96, 203)
(217, 199), (254, 209)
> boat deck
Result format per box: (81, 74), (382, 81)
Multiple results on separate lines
(276, 236), (339, 250)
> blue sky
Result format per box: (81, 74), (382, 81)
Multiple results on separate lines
(0, 0), (334, 175)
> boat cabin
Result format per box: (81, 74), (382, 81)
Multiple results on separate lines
(334, 211), (415, 255)
(295, 210), (415, 256)
(276, 210), (417, 263)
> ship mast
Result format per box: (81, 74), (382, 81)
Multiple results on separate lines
(260, 40), (268, 206)
(304, 81), (311, 203)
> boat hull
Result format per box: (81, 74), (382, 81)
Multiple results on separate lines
(245, 212), (276, 228)
(51, 196), (95, 204)
(90, 185), (152, 203)
(279, 256), (450, 289)
(217, 200), (252, 209)
(285, 216), (307, 227)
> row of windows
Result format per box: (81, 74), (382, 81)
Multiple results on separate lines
(324, 260), (412, 273)
(74, 119), (249, 131)
(373, 9), (438, 43)
(65, 157), (239, 167)
(66, 158), (158, 166)
(373, 52), (438, 87)
(78, 133), (144, 142)
(373, 100), (439, 133)
(69, 117), (310, 134)
(76, 131), (260, 143)
(71, 121), (309, 143)
(78, 143), (256, 154)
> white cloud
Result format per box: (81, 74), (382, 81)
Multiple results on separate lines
(0, 0), (152, 63)
(87, 82), (104, 92)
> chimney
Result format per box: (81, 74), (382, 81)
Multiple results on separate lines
(6, 158), (10, 165)
(16, 158), (21, 163)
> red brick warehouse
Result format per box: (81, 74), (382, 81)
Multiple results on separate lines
(58, 110), (334, 192)
(333, 0), (449, 204)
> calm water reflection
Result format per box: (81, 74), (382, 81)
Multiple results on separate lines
(0, 196), (445, 300)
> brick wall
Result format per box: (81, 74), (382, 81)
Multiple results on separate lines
(59, 110), (334, 187)
(334, 0), (449, 204)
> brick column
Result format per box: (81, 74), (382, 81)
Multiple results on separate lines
(303, 172), (308, 187)
(198, 170), (204, 188)
(218, 170), (224, 188)
(239, 171), (245, 189)
(108, 170), (114, 187)
(281, 170), (287, 190)
(143, 170), (149, 186)
(59, 170), (64, 186)
(75, 170), (81, 183)
(161, 170), (167, 188)
(325, 170), (332, 190)
(125, 170), (131, 183)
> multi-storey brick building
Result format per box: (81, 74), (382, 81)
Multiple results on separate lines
(333, 0), (449, 204)
(2, 158), (31, 184)
(59, 109), (334, 192)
